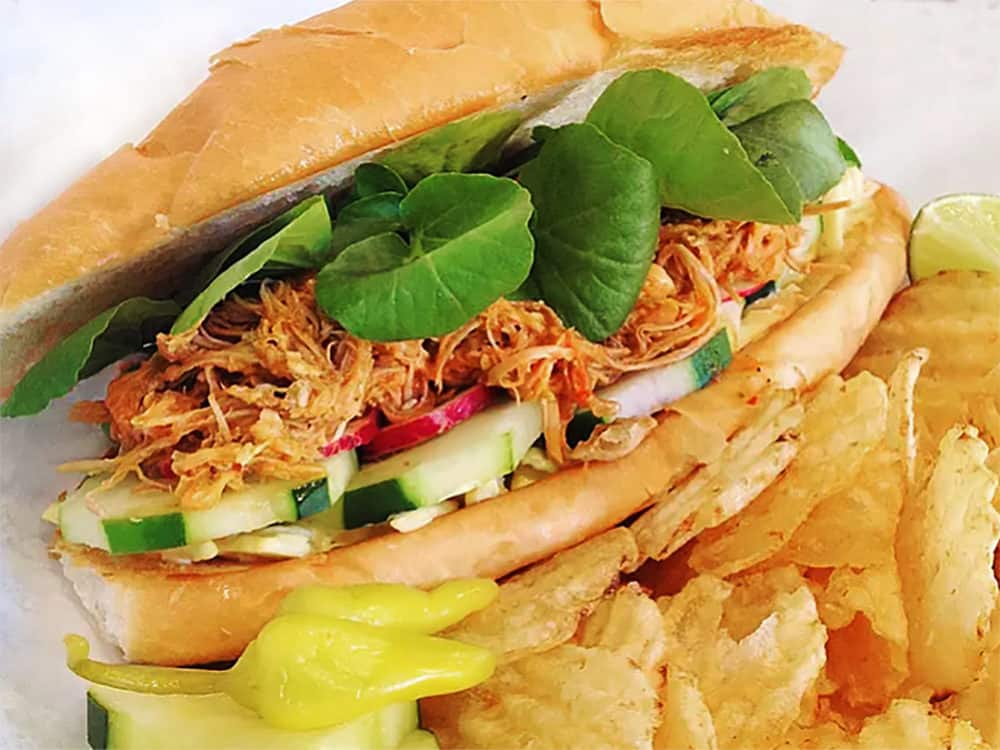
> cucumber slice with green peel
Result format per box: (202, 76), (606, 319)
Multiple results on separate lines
(342, 400), (542, 529)
(86, 687), (418, 750)
(61, 451), (357, 554)
(597, 328), (733, 420)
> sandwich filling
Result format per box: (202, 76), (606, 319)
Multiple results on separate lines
(6, 67), (876, 561)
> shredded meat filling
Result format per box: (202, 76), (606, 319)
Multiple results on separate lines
(66, 218), (802, 507)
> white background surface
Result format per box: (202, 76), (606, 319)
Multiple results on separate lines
(1, 2), (998, 748)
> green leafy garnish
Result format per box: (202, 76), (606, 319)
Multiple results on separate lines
(379, 111), (522, 186)
(730, 100), (845, 202)
(519, 123), (660, 341)
(352, 163), (408, 199)
(316, 173), (533, 340)
(330, 192), (404, 254)
(837, 136), (862, 168)
(587, 70), (796, 224)
(172, 197), (332, 333)
(1, 298), (180, 417)
(708, 67), (812, 126)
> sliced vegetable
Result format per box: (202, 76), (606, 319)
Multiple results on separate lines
(0, 298), (180, 418)
(598, 328), (733, 420)
(322, 411), (380, 457)
(379, 110), (522, 186)
(85, 687), (418, 750)
(316, 173), (534, 341)
(59, 451), (357, 554)
(364, 385), (495, 459)
(172, 196), (332, 333)
(520, 123), (660, 341)
(587, 70), (796, 224)
(342, 399), (542, 528)
(708, 67), (813, 126)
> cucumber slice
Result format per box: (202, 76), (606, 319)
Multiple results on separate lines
(598, 328), (732, 420)
(61, 451), (356, 555)
(87, 687), (417, 750)
(342, 400), (542, 529)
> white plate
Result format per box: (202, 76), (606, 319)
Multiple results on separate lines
(1, 1), (999, 747)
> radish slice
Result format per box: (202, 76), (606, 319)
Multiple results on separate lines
(363, 385), (496, 459)
(321, 410), (379, 457)
(721, 280), (768, 303)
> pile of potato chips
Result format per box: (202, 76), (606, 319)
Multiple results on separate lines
(423, 271), (1000, 750)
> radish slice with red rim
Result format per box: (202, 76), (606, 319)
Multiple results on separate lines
(321, 410), (380, 457)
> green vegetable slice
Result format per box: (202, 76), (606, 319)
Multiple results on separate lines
(1, 298), (180, 417)
(331, 192), (404, 254)
(708, 67), (812, 126)
(730, 100), (845, 203)
(316, 173), (533, 341)
(172, 197), (332, 333)
(587, 70), (796, 225)
(519, 123), (660, 341)
(379, 110), (522, 186)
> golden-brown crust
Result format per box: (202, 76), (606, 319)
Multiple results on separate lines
(55, 187), (909, 665)
(0, 0), (844, 393)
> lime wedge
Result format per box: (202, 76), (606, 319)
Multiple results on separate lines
(909, 194), (1000, 281)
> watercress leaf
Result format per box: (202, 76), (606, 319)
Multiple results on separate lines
(507, 275), (542, 302)
(709, 67), (812, 126)
(331, 192), (404, 254)
(738, 142), (805, 221)
(172, 197), (332, 333)
(731, 100), (846, 202)
(587, 70), (796, 225)
(531, 125), (559, 144)
(179, 196), (332, 306)
(316, 173), (534, 341)
(837, 136), (862, 168)
(352, 163), (408, 199)
(378, 110), (522, 186)
(519, 122), (660, 341)
(1, 298), (180, 417)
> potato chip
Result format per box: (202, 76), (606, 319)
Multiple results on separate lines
(722, 565), (807, 640)
(445, 527), (639, 663)
(897, 425), (1000, 693)
(421, 644), (659, 750)
(848, 272), (1000, 476)
(632, 390), (803, 561)
(854, 700), (990, 750)
(655, 669), (718, 750)
(942, 639), (1000, 748)
(577, 583), (667, 686)
(687, 373), (888, 577)
(658, 575), (827, 748)
(774, 721), (853, 749)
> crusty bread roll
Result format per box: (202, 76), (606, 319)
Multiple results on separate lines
(0, 0), (843, 393)
(55, 187), (910, 665)
(4, 0), (904, 667)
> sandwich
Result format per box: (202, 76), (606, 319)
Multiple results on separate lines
(0, 0), (909, 666)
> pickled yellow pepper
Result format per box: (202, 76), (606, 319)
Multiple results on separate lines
(64, 579), (498, 731)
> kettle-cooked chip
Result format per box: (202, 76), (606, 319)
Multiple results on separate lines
(897, 425), (1000, 694)
(445, 527), (639, 663)
(854, 700), (991, 750)
(656, 668), (718, 750)
(658, 575), (827, 749)
(421, 644), (660, 750)
(577, 582), (668, 686)
(688, 373), (888, 577)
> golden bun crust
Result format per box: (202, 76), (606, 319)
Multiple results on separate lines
(55, 187), (909, 665)
(0, 0), (844, 393)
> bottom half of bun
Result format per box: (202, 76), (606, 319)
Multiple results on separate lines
(52, 186), (910, 666)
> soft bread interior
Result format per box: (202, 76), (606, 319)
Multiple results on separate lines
(0, 0), (842, 393)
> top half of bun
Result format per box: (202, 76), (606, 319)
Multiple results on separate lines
(0, 0), (844, 393)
